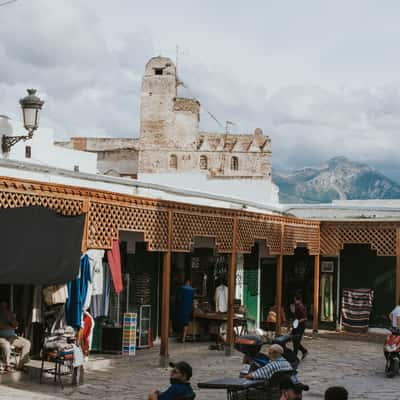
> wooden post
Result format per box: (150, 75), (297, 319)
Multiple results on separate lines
(81, 199), (89, 253)
(160, 210), (173, 366)
(396, 227), (400, 304)
(226, 216), (238, 356)
(276, 225), (284, 336)
(313, 253), (320, 333)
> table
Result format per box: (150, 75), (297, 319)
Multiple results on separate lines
(193, 311), (249, 337)
(198, 377), (265, 400)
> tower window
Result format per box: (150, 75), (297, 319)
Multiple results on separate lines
(169, 154), (177, 169)
(231, 156), (239, 171)
(200, 155), (208, 170)
(155, 68), (163, 75)
(25, 145), (31, 158)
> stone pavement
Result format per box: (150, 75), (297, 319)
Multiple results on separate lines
(0, 336), (398, 400)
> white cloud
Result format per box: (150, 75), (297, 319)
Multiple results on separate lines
(1, 0), (400, 182)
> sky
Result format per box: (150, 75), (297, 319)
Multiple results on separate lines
(1, 1), (400, 180)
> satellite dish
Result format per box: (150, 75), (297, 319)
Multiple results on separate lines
(0, 115), (13, 136)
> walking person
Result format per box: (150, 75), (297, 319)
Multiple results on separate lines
(175, 279), (194, 343)
(291, 294), (308, 360)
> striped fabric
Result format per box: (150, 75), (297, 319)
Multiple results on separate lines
(341, 289), (374, 332)
(251, 356), (293, 380)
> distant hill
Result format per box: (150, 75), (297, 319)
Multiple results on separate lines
(274, 156), (400, 203)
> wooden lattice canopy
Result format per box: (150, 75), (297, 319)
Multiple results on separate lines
(0, 175), (322, 255)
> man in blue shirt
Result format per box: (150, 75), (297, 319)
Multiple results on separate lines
(148, 361), (194, 400)
(0, 302), (31, 371)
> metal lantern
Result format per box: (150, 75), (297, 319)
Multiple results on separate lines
(19, 89), (44, 136)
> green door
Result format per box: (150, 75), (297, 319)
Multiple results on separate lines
(243, 246), (259, 328)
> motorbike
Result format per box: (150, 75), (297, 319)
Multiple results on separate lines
(384, 326), (400, 378)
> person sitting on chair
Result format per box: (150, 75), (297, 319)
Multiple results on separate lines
(0, 301), (31, 371)
(245, 344), (293, 381)
(148, 361), (195, 400)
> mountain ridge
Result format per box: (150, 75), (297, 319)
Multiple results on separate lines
(274, 157), (400, 203)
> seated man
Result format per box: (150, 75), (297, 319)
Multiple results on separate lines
(148, 361), (194, 400)
(0, 301), (31, 371)
(245, 344), (293, 381)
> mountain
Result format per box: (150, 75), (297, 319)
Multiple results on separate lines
(274, 156), (400, 203)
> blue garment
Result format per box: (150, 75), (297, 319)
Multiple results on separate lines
(0, 312), (15, 338)
(66, 255), (91, 328)
(175, 285), (194, 328)
(159, 382), (194, 400)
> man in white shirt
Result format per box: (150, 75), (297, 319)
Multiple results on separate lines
(389, 301), (400, 328)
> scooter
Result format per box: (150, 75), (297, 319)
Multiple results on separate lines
(384, 327), (400, 378)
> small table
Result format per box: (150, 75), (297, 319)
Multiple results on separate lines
(198, 377), (265, 400)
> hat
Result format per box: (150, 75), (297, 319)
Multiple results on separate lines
(269, 344), (284, 354)
(169, 361), (193, 379)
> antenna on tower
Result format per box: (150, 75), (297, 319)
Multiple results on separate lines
(225, 120), (236, 134)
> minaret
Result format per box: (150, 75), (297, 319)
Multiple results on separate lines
(139, 56), (177, 149)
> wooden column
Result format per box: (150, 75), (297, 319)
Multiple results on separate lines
(396, 227), (400, 304)
(80, 199), (89, 252)
(226, 216), (238, 356)
(160, 210), (173, 366)
(313, 253), (320, 333)
(275, 224), (284, 336)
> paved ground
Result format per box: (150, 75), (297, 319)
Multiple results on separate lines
(0, 336), (398, 399)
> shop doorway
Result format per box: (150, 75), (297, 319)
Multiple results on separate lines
(339, 244), (395, 327)
(243, 244), (259, 329)
(283, 248), (314, 322)
(119, 231), (162, 346)
(260, 257), (277, 324)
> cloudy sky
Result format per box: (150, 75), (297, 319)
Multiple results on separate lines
(2, 1), (400, 180)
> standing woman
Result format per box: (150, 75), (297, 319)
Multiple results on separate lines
(291, 294), (308, 360)
(175, 279), (195, 343)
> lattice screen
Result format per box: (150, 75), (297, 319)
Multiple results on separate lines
(0, 190), (83, 216)
(320, 222), (396, 256)
(283, 223), (320, 255)
(172, 211), (234, 252)
(87, 201), (169, 250)
(237, 217), (282, 254)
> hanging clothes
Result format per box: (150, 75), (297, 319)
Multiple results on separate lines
(32, 286), (43, 323)
(86, 249), (105, 296)
(91, 261), (111, 318)
(82, 311), (95, 356)
(66, 255), (91, 328)
(107, 240), (123, 294)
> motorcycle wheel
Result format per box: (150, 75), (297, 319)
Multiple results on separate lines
(386, 358), (399, 378)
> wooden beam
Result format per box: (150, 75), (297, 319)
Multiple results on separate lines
(160, 210), (173, 365)
(80, 199), (89, 252)
(276, 224), (284, 336)
(313, 253), (320, 333)
(396, 227), (400, 304)
(226, 216), (238, 356)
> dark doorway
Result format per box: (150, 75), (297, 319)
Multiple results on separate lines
(340, 244), (395, 327)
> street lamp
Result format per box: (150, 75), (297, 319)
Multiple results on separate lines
(2, 89), (44, 153)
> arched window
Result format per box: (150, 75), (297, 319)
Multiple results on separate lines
(169, 154), (177, 169)
(231, 156), (239, 171)
(200, 155), (208, 170)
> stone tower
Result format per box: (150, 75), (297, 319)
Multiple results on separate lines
(139, 56), (200, 173)
(140, 56), (177, 148)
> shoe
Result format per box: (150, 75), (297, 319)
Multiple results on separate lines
(301, 351), (308, 360)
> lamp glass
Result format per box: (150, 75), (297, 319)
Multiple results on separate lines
(22, 107), (38, 131)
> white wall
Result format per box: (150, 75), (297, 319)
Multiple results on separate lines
(1, 121), (97, 174)
(139, 172), (280, 205)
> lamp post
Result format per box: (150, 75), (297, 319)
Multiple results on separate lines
(2, 89), (44, 153)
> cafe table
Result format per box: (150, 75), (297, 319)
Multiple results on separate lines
(198, 377), (265, 400)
